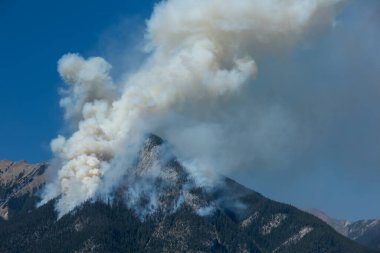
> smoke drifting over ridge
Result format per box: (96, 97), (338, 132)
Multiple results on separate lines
(40, 0), (345, 217)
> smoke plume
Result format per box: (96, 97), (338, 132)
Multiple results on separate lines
(40, 0), (345, 217)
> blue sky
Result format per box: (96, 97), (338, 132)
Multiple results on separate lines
(0, 0), (379, 220)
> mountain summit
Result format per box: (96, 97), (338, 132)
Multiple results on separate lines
(0, 135), (376, 253)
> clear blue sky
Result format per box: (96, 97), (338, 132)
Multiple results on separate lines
(0, 0), (379, 220)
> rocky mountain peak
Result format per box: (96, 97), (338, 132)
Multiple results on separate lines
(0, 138), (377, 252)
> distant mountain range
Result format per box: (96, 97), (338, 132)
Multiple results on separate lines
(0, 135), (378, 253)
(306, 208), (380, 250)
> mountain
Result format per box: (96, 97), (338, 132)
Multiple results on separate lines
(305, 209), (352, 236)
(306, 208), (380, 250)
(0, 135), (377, 253)
(0, 160), (47, 220)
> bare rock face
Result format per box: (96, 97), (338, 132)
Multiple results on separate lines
(0, 160), (47, 219)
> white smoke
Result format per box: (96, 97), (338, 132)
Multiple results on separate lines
(40, 0), (345, 217)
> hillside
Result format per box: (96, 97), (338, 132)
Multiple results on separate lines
(0, 136), (377, 253)
(307, 208), (380, 250)
(0, 160), (47, 220)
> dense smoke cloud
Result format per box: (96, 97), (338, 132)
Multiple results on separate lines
(40, 0), (345, 217)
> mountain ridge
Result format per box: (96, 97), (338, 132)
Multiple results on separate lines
(0, 135), (377, 253)
(306, 208), (380, 250)
(0, 160), (47, 220)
